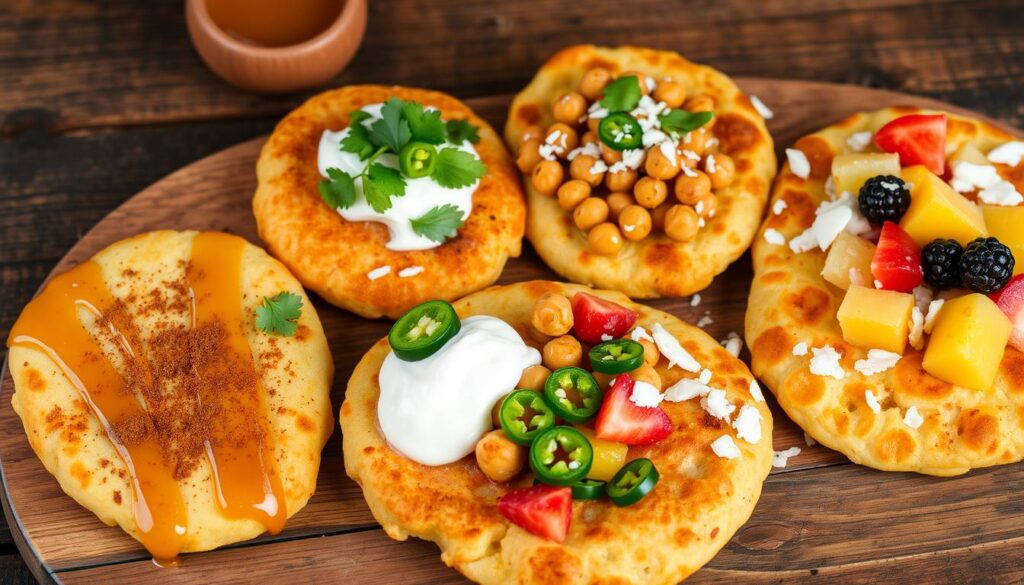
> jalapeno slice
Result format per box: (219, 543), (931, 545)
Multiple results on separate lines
(399, 141), (438, 178)
(589, 339), (644, 374)
(543, 367), (603, 424)
(387, 300), (460, 361)
(606, 458), (659, 507)
(499, 390), (556, 446)
(598, 113), (643, 151)
(530, 426), (594, 486)
(571, 479), (606, 500)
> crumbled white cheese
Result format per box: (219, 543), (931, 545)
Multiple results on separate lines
(792, 342), (809, 356)
(786, 148), (811, 179)
(701, 389), (736, 421)
(821, 192), (871, 236)
(711, 435), (741, 459)
(978, 180), (1024, 206)
(874, 279), (884, 289)
(642, 129), (667, 148)
(644, 76), (657, 93)
(706, 137), (719, 149)
(699, 368), (713, 385)
(658, 140), (677, 163)
(788, 228), (819, 254)
(846, 131), (873, 152)
(367, 266), (391, 280)
(682, 149), (701, 162)
(749, 379), (765, 402)
(908, 306), (925, 350)
(824, 176), (836, 198)
(773, 199), (788, 215)
(923, 299), (945, 334)
(600, 333), (614, 342)
(810, 205), (853, 251)
(750, 95), (774, 119)
(622, 148), (645, 169)
(733, 405), (763, 444)
(652, 322), (701, 372)
(722, 332), (743, 357)
(398, 265), (424, 278)
(587, 100), (609, 120)
(809, 345), (846, 380)
(705, 154), (718, 174)
(630, 326), (654, 343)
(864, 389), (882, 414)
(772, 446), (801, 468)
(538, 144), (559, 161)
(680, 165), (698, 177)
(763, 228), (787, 246)
(950, 161), (1001, 193)
(690, 293), (702, 307)
(663, 377), (711, 402)
(854, 349), (901, 376)
(630, 381), (664, 408)
(904, 406), (924, 430)
(804, 432), (817, 447)
(567, 141), (601, 161)
(589, 159), (609, 175)
(988, 141), (1024, 166)
(696, 314), (714, 328)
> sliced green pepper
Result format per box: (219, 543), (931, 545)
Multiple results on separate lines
(387, 300), (460, 361)
(399, 141), (438, 178)
(529, 426), (593, 486)
(571, 479), (606, 500)
(543, 367), (603, 424)
(499, 390), (556, 446)
(589, 339), (644, 374)
(598, 112), (643, 151)
(606, 458), (659, 507)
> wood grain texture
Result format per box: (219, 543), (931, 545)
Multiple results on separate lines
(2, 82), (1022, 584)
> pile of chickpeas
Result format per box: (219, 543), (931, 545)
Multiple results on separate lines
(515, 68), (738, 256)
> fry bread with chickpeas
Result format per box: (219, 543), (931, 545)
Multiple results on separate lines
(506, 45), (776, 298)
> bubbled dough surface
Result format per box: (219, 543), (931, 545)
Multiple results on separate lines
(254, 85), (526, 320)
(505, 45), (777, 298)
(9, 230), (334, 552)
(342, 280), (773, 585)
(746, 107), (1024, 476)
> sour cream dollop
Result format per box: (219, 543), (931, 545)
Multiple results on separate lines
(317, 103), (481, 251)
(377, 315), (541, 466)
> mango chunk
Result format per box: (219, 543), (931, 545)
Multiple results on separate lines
(837, 286), (915, 354)
(922, 293), (1012, 391)
(822, 231), (877, 290)
(832, 153), (902, 196)
(899, 165), (987, 247)
(982, 205), (1024, 275)
(949, 142), (989, 166)
(575, 426), (627, 481)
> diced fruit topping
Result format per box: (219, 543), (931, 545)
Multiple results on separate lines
(594, 375), (672, 446)
(837, 285), (915, 354)
(921, 239), (964, 290)
(982, 206), (1024, 276)
(922, 293), (1012, 391)
(858, 175), (910, 224)
(571, 292), (639, 345)
(822, 231), (877, 290)
(959, 237), (1015, 294)
(871, 222), (923, 293)
(898, 165), (988, 247)
(874, 114), (947, 174)
(573, 426), (628, 482)
(832, 153), (901, 197)
(991, 274), (1024, 352)
(498, 484), (572, 543)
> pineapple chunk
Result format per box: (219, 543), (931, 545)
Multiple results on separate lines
(574, 426), (627, 481)
(837, 286), (915, 354)
(899, 165), (987, 247)
(822, 231), (877, 290)
(982, 206), (1024, 275)
(832, 153), (901, 196)
(922, 293), (1012, 391)
(949, 142), (989, 166)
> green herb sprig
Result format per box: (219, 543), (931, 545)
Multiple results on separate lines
(256, 292), (303, 336)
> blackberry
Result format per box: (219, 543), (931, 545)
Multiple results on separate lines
(959, 237), (1015, 294)
(921, 239), (963, 290)
(858, 175), (911, 224)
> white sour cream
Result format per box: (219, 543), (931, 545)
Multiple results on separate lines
(377, 316), (541, 466)
(317, 103), (481, 251)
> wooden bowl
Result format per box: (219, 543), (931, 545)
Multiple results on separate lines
(185, 0), (367, 94)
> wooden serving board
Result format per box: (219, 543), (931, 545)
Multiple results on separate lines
(3, 79), (1023, 585)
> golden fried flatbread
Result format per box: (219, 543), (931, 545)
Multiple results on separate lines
(342, 281), (772, 584)
(254, 85), (526, 320)
(505, 46), (775, 298)
(746, 107), (1024, 476)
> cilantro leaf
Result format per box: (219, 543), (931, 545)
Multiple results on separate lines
(432, 148), (486, 189)
(318, 168), (357, 209)
(369, 97), (412, 153)
(410, 204), (466, 242)
(363, 163), (406, 213)
(255, 292), (303, 336)
(445, 119), (481, 145)
(340, 121), (375, 160)
(599, 76), (642, 113)
(349, 109), (372, 124)
(658, 110), (713, 135)
(402, 102), (447, 145)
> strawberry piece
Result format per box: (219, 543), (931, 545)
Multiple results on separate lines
(571, 292), (639, 345)
(497, 484), (572, 543)
(991, 274), (1024, 352)
(871, 221), (923, 292)
(594, 375), (672, 445)
(874, 114), (947, 175)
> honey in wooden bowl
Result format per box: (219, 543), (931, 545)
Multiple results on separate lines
(205, 0), (344, 48)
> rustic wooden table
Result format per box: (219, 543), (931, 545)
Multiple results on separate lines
(2, 1), (1023, 582)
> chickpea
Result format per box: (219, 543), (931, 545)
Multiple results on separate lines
(605, 192), (635, 221)
(543, 335), (583, 370)
(573, 197), (610, 231)
(631, 364), (662, 391)
(692, 192), (718, 219)
(664, 204), (700, 242)
(605, 168), (638, 192)
(644, 146), (680, 180)
(587, 116), (601, 134)
(544, 123), (579, 158)
(618, 205), (652, 241)
(518, 364), (552, 391)
(600, 142), (623, 165)
(531, 292), (574, 337)
(520, 125), (544, 145)
(490, 395), (506, 427)
(579, 67), (612, 101)
(620, 70), (650, 95)
(531, 160), (564, 197)
(705, 153), (736, 190)
(651, 201), (673, 232)
(636, 337), (660, 366)
(674, 170), (712, 205)
(475, 430), (526, 483)
(552, 91), (587, 125)
(682, 128), (708, 156)
(633, 176), (668, 209)
(588, 222), (624, 256)
(653, 80), (686, 108)
(592, 371), (615, 389)
(569, 154), (606, 187)
(581, 130), (599, 146)
(516, 139), (543, 173)
(557, 179), (591, 211)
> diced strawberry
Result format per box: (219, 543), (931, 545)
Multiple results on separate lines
(991, 274), (1024, 352)
(871, 222), (923, 292)
(571, 292), (639, 345)
(497, 484), (572, 543)
(594, 375), (672, 445)
(874, 114), (947, 175)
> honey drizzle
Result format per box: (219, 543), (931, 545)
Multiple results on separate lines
(185, 232), (287, 533)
